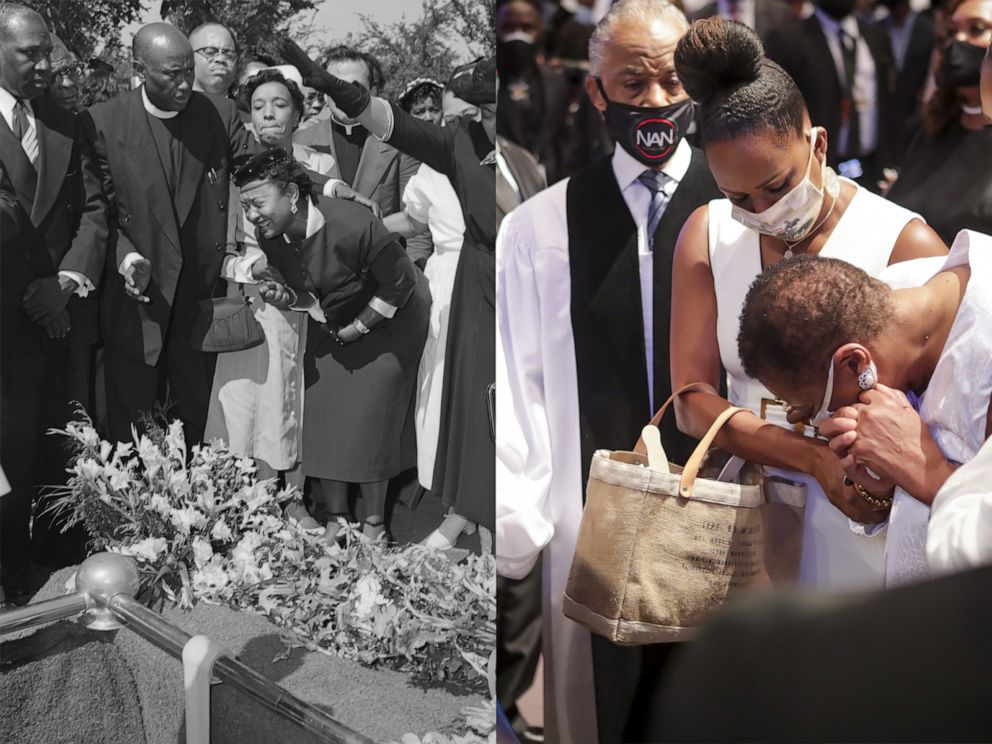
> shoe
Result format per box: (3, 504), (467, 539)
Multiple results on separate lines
(522, 726), (545, 743)
(285, 501), (322, 531)
(362, 516), (389, 542)
(421, 512), (476, 550)
(321, 513), (351, 546)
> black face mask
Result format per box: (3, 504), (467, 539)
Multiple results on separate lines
(815, 0), (857, 20)
(944, 39), (986, 89)
(596, 78), (694, 167)
(497, 38), (537, 77)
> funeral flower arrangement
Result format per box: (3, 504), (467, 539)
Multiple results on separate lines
(47, 412), (496, 695)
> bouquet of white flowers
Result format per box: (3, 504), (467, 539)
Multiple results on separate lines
(46, 410), (496, 696)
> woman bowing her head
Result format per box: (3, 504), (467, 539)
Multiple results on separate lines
(233, 148), (431, 544)
(667, 18), (948, 590)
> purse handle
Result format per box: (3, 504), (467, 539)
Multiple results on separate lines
(633, 383), (749, 499)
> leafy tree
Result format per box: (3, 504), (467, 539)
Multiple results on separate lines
(20, 0), (144, 59)
(160, 0), (319, 60)
(339, 0), (496, 103)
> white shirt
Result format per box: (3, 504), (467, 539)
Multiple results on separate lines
(0, 85), (93, 296)
(402, 162), (465, 254)
(717, 0), (756, 30)
(814, 9), (879, 158)
(928, 434), (992, 574)
(612, 139), (691, 413)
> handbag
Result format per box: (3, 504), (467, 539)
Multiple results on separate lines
(190, 287), (265, 353)
(562, 383), (807, 645)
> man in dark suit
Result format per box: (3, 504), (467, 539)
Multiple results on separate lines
(689, 0), (800, 45)
(876, 0), (935, 161)
(294, 46), (418, 218)
(496, 2), (721, 740)
(496, 0), (571, 184)
(765, 0), (899, 191)
(0, 4), (106, 601)
(72, 22), (251, 446)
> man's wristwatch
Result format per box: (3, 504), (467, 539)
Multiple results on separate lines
(353, 318), (371, 335)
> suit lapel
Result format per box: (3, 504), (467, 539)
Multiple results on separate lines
(174, 100), (211, 226)
(0, 115), (36, 215)
(353, 135), (394, 196)
(30, 98), (72, 226)
(120, 91), (181, 253)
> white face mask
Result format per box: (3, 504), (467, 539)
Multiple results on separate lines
(730, 127), (840, 243)
(809, 355), (877, 427)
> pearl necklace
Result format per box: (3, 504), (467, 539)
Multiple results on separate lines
(782, 190), (839, 258)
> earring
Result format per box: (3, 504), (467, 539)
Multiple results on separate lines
(290, 200), (298, 215)
(858, 362), (877, 390)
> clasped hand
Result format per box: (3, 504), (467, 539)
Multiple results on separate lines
(258, 280), (295, 309)
(124, 257), (152, 303)
(23, 276), (70, 323)
(818, 384), (946, 505)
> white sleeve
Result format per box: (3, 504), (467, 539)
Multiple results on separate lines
(496, 213), (556, 579)
(927, 437), (992, 574)
(402, 164), (433, 225)
(221, 252), (265, 283)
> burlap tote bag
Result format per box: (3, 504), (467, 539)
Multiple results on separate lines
(563, 384), (806, 645)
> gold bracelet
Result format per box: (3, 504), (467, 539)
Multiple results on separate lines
(854, 482), (893, 509)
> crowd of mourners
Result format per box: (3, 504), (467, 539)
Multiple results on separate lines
(0, 1), (498, 608)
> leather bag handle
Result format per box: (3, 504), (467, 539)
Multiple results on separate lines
(633, 383), (750, 498)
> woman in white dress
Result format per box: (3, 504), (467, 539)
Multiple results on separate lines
(735, 231), (992, 581)
(205, 67), (363, 497)
(668, 19), (948, 589)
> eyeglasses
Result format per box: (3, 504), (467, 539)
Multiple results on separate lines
(194, 47), (238, 62)
(54, 63), (85, 81)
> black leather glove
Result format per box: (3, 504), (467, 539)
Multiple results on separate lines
(278, 38), (371, 118)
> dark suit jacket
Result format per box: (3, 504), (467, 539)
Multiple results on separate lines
(496, 135), (546, 227)
(73, 89), (251, 366)
(877, 11), (935, 161)
(294, 118), (430, 263)
(765, 15), (899, 170)
(293, 119), (418, 216)
(1, 95), (103, 353)
(689, 0), (800, 44)
(497, 63), (570, 184)
(649, 565), (992, 741)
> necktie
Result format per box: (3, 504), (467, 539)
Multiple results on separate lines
(637, 169), (673, 250)
(838, 29), (862, 159)
(11, 99), (38, 168)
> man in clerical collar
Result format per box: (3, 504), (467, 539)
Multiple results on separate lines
(70, 22), (251, 448)
(293, 45), (418, 220)
(496, 0), (721, 741)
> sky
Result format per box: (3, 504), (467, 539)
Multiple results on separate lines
(123, 0), (431, 48)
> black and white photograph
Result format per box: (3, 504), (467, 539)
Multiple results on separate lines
(0, 0), (496, 742)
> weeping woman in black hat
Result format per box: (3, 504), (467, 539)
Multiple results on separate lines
(280, 40), (498, 551)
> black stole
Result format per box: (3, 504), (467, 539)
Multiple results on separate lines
(567, 148), (719, 489)
(566, 148), (721, 743)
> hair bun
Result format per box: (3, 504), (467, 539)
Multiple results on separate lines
(675, 17), (765, 104)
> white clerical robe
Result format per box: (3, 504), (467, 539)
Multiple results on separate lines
(496, 177), (599, 743)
